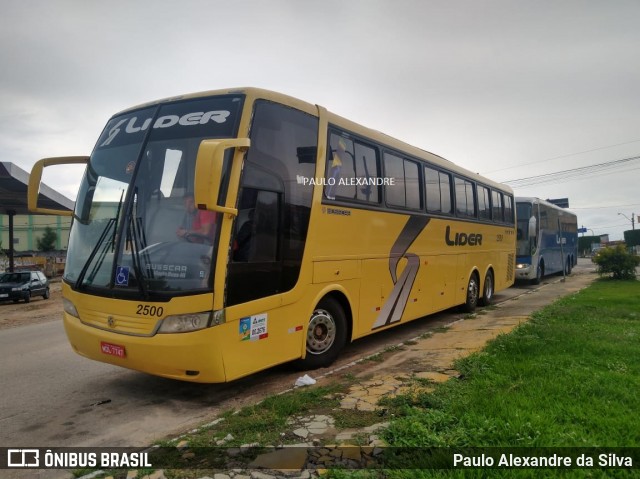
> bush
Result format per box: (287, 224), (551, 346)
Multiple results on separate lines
(592, 244), (640, 279)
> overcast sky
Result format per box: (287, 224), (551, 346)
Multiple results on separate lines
(2, 0), (639, 240)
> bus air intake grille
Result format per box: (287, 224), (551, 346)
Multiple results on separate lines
(79, 307), (160, 336)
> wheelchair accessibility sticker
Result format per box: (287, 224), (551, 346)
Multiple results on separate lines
(115, 266), (130, 286)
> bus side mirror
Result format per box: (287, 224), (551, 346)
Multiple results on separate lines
(528, 216), (537, 238)
(29, 156), (89, 215)
(194, 138), (250, 217)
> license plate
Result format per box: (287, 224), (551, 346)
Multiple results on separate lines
(101, 341), (126, 358)
(0, 293), (7, 298)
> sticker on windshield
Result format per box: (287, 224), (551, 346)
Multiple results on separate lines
(115, 266), (130, 286)
(239, 314), (268, 341)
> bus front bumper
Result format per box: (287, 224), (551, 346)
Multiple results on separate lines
(515, 264), (534, 280)
(63, 312), (226, 383)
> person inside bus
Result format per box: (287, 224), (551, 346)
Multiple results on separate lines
(325, 137), (347, 200)
(233, 208), (254, 261)
(176, 193), (218, 244)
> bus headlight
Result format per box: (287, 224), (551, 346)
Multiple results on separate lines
(516, 263), (530, 269)
(158, 312), (212, 333)
(63, 298), (80, 318)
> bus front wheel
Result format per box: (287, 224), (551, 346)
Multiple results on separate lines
(298, 297), (347, 370)
(532, 262), (544, 285)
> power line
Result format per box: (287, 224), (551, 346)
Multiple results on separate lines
(571, 203), (640, 210)
(483, 138), (640, 174)
(503, 155), (640, 188)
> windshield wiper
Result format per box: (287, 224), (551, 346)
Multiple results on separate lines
(75, 190), (125, 289)
(74, 218), (115, 289)
(127, 189), (149, 299)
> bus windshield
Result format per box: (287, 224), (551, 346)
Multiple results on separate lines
(516, 201), (532, 256)
(65, 95), (243, 298)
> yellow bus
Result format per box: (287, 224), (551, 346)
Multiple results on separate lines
(29, 88), (515, 383)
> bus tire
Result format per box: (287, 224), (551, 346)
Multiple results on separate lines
(479, 271), (494, 306)
(462, 273), (479, 313)
(297, 297), (347, 370)
(532, 262), (544, 285)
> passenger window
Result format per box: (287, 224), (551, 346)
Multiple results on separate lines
(492, 190), (504, 222)
(384, 153), (421, 210)
(504, 195), (514, 224)
(454, 177), (476, 218)
(425, 166), (452, 214)
(478, 185), (491, 220)
(325, 133), (380, 204)
(384, 153), (404, 207)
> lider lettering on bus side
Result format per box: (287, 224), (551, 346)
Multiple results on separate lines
(445, 225), (483, 246)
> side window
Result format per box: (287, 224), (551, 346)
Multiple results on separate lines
(404, 159), (421, 209)
(424, 166), (452, 214)
(492, 190), (504, 222)
(504, 195), (514, 225)
(325, 132), (380, 204)
(227, 100), (319, 306)
(233, 187), (279, 263)
(354, 142), (380, 203)
(384, 153), (404, 207)
(454, 177), (476, 218)
(478, 185), (491, 220)
(384, 153), (421, 210)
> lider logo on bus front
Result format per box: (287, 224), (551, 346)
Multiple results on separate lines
(445, 225), (483, 247)
(100, 110), (231, 147)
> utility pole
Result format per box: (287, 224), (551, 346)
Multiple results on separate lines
(618, 212), (635, 230)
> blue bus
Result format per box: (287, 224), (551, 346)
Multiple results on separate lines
(515, 197), (578, 284)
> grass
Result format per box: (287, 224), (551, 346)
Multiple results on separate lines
(365, 279), (640, 478)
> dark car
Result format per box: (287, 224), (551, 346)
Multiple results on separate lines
(0, 271), (50, 303)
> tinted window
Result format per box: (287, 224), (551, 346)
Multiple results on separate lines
(424, 166), (452, 214)
(383, 155), (421, 210)
(325, 133), (380, 204)
(492, 190), (504, 222)
(504, 194), (514, 224)
(478, 185), (491, 220)
(454, 177), (476, 218)
(384, 153), (405, 207)
(228, 100), (318, 306)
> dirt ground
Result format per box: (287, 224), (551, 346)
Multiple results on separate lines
(0, 280), (64, 330)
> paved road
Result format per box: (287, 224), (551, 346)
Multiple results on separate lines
(0, 259), (597, 451)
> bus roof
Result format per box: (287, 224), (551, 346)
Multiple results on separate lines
(115, 87), (512, 194)
(516, 197), (577, 216)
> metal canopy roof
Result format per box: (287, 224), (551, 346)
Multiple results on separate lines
(1, 162), (74, 272)
(1, 161), (74, 215)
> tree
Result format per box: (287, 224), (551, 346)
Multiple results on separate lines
(591, 244), (640, 280)
(37, 226), (57, 252)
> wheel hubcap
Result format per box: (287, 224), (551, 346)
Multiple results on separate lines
(307, 309), (336, 355)
(486, 276), (493, 299)
(469, 280), (478, 304)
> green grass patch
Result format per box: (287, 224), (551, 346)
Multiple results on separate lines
(182, 382), (346, 447)
(369, 279), (640, 477)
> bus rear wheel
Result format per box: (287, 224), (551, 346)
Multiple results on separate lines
(297, 297), (347, 370)
(462, 273), (479, 313)
(479, 271), (494, 306)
